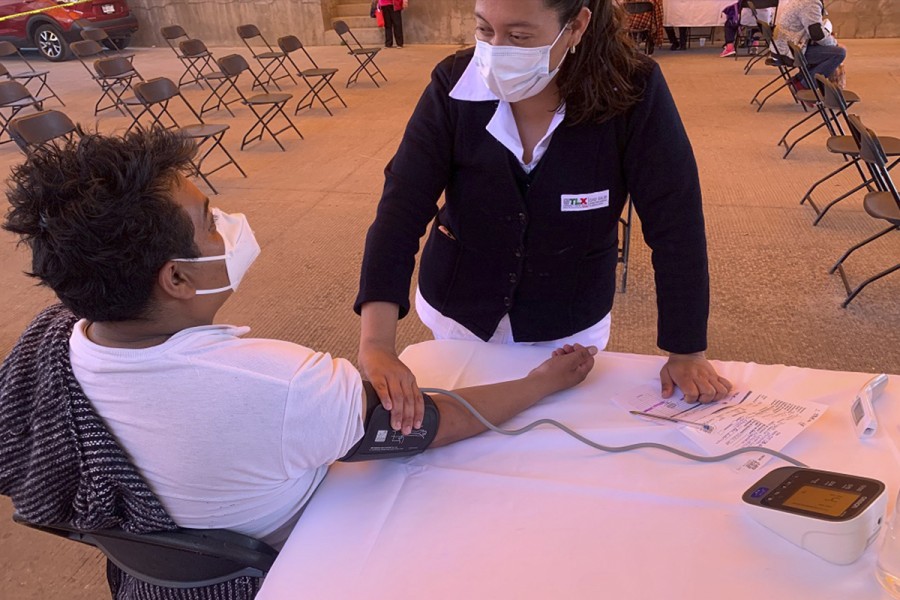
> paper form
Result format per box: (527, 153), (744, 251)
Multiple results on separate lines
(613, 386), (827, 471)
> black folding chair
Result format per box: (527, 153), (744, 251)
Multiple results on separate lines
(216, 54), (303, 151)
(829, 115), (900, 307)
(748, 20), (799, 111)
(777, 41), (858, 159)
(623, 2), (656, 56)
(0, 81), (43, 144)
(236, 24), (295, 91)
(160, 25), (206, 89)
(0, 41), (64, 106)
(131, 77), (247, 195)
(13, 512), (277, 592)
(333, 20), (387, 88)
(277, 35), (347, 116)
(71, 40), (143, 116)
(801, 75), (900, 225)
(8, 109), (77, 153)
(80, 26), (134, 62)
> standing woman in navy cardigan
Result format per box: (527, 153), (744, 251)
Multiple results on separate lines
(356, 0), (732, 434)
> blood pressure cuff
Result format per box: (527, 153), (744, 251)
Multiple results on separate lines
(339, 381), (440, 462)
(808, 23), (826, 41)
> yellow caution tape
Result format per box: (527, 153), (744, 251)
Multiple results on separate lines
(0, 1), (94, 24)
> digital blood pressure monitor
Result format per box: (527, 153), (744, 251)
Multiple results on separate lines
(743, 467), (886, 564)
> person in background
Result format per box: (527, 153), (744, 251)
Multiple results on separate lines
(773, 0), (845, 88)
(356, 0), (733, 436)
(664, 26), (688, 50)
(379, 0), (405, 49)
(625, 0), (664, 54)
(720, 1), (775, 57)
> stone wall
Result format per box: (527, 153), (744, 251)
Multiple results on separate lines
(830, 0), (900, 38)
(127, 0), (895, 48)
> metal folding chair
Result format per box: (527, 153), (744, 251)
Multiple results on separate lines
(829, 115), (900, 307)
(801, 75), (900, 225)
(0, 41), (64, 106)
(131, 77), (246, 195)
(739, 0), (778, 72)
(277, 35), (347, 116)
(777, 41), (858, 159)
(333, 20), (387, 88)
(80, 27), (134, 62)
(216, 54), (303, 151)
(0, 81), (43, 145)
(8, 109), (77, 153)
(748, 20), (799, 111)
(236, 24), (295, 91)
(70, 40), (143, 116)
(13, 512), (277, 592)
(160, 25), (206, 89)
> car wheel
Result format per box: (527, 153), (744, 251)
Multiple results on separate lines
(34, 23), (69, 62)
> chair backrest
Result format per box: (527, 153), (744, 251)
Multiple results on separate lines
(80, 28), (109, 43)
(94, 55), (134, 78)
(623, 2), (654, 15)
(13, 513), (278, 589)
(236, 24), (261, 39)
(161, 25), (187, 40)
(70, 39), (104, 59)
(9, 110), (76, 148)
(333, 20), (364, 50)
(217, 54), (251, 78)
(134, 77), (179, 105)
(179, 38), (210, 59)
(846, 115), (887, 171)
(0, 40), (19, 58)
(0, 80), (34, 104)
(277, 34), (302, 54)
(815, 73), (847, 113)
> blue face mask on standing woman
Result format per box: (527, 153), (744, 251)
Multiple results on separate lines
(473, 24), (570, 103)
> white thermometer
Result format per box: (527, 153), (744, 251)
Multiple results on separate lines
(851, 374), (888, 438)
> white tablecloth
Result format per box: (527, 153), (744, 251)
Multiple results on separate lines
(258, 341), (899, 600)
(665, 0), (731, 27)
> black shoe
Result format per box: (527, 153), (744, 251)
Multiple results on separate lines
(669, 42), (681, 51)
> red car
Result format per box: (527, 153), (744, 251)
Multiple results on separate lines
(0, 0), (138, 61)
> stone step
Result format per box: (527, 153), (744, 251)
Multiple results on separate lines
(337, 15), (376, 30)
(334, 3), (371, 17)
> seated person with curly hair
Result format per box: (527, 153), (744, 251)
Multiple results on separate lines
(0, 128), (597, 551)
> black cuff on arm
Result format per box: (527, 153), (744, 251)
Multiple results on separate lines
(808, 23), (825, 41)
(339, 382), (440, 462)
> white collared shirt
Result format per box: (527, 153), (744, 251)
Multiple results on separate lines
(449, 58), (566, 174)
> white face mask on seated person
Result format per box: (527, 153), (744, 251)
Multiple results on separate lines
(473, 24), (570, 103)
(173, 208), (261, 295)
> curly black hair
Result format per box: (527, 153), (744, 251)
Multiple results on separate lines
(3, 127), (200, 322)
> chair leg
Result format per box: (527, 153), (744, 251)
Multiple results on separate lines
(829, 225), (900, 307)
(810, 179), (872, 226)
(800, 157), (864, 209)
(200, 78), (238, 118)
(242, 102), (303, 151)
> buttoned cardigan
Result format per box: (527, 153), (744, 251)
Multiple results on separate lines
(356, 50), (709, 354)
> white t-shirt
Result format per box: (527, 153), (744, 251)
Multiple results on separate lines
(69, 320), (365, 548)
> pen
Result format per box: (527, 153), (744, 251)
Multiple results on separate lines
(629, 410), (715, 433)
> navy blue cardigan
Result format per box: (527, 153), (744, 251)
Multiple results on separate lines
(356, 50), (709, 354)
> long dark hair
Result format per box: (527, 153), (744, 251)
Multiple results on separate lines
(549, 0), (650, 124)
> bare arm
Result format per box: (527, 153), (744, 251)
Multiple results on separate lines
(429, 344), (597, 448)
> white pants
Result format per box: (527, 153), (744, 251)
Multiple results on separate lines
(415, 287), (611, 350)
